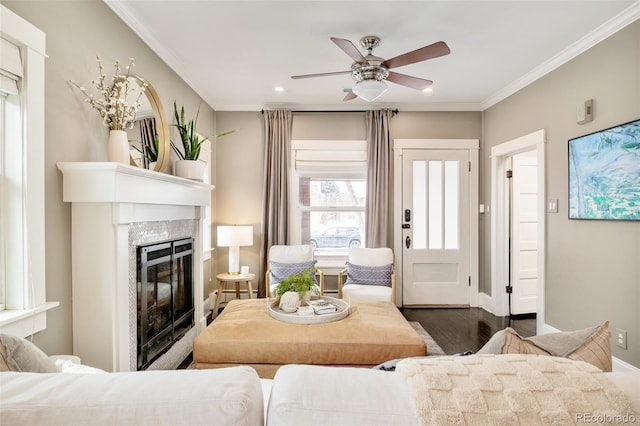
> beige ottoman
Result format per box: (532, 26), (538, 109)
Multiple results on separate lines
(193, 298), (426, 378)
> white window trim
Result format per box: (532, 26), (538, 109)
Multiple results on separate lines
(0, 5), (58, 337)
(290, 140), (367, 273)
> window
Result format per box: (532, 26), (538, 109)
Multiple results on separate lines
(0, 5), (57, 336)
(290, 140), (367, 269)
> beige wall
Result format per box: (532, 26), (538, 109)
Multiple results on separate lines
(482, 21), (640, 366)
(214, 111), (482, 294)
(4, 1), (215, 355)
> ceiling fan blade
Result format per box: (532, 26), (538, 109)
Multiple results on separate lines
(291, 70), (351, 79)
(331, 37), (367, 63)
(343, 90), (358, 101)
(382, 41), (450, 69)
(386, 72), (433, 91)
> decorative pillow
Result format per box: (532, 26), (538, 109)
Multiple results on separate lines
(344, 262), (393, 287)
(0, 333), (58, 373)
(269, 260), (318, 286)
(490, 321), (612, 372)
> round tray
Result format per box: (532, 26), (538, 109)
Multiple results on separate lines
(268, 296), (350, 324)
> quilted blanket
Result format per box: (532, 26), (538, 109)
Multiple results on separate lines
(396, 354), (637, 425)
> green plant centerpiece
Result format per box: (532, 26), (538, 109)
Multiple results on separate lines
(273, 267), (319, 304)
(170, 101), (234, 160)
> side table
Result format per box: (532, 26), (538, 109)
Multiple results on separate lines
(213, 272), (255, 319)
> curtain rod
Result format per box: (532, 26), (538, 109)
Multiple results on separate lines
(261, 109), (399, 115)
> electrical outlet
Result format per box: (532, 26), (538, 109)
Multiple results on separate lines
(615, 328), (627, 350)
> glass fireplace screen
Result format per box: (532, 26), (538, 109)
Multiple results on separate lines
(137, 238), (194, 370)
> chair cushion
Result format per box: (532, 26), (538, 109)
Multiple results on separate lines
(0, 333), (58, 373)
(342, 284), (393, 302)
(345, 262), (393, 287)
(269, 260), (318, 286)
(349, 247), (393, 266)
(268, 245), (313, 263)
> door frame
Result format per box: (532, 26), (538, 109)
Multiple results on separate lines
(490, 129), (546, 332)
(393, 139), (479, 307)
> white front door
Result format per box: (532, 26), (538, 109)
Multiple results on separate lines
(401, 149), (471, 306)
(510, 151), (538, 315)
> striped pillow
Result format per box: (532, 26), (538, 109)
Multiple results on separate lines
(345, 262), (393, 287)
(501, 321), (612, 372)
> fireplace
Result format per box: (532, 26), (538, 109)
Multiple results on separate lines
(58, 162), (211, 372)
(137, 238), (194, 370)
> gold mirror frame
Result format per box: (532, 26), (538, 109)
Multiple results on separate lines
(128, 75), (170, 172)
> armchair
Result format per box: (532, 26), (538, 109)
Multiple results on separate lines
(338, 247), (395, 303)
(265, 245), (324, 297)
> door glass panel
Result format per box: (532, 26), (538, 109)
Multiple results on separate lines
(444, 160), (459, 249)
(412, 161), (427, 249)
(428, 161), (443, 249)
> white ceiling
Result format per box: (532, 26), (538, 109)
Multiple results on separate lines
(106, 1), (638, 112)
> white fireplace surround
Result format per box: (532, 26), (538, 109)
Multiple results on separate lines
(58, 162), (212, 372)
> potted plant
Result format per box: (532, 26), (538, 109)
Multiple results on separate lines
(273, 267), (319, 312)
(170, 101), (234, 181)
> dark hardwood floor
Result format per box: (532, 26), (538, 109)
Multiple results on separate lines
(402, 307), (536, 355)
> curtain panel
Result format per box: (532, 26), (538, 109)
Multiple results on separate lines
(260, 109), (292, 297)
(139, 118), (156, 168)
(365, 109), (394, 248)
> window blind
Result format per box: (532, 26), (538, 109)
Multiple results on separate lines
(0, 38), (22, 96)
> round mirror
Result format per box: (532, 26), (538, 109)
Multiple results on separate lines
(126, 75), (170, 172)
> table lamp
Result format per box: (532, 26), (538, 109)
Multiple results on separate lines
(217, 225), (253, 274)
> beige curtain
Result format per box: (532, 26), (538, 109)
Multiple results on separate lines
(260, 110), (292, 297)
(365, 109), (394, 248)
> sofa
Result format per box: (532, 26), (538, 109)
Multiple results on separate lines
(2, 359), (639, 425)
(2, 329), (639, 425)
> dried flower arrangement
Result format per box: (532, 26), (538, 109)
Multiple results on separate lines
(68, 56), (147, 131)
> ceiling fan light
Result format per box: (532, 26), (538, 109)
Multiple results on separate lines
(352, 79), (388, 102)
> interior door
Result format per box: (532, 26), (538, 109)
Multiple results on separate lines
(402, 149), (470, 306)
(510, 151), (538, 315)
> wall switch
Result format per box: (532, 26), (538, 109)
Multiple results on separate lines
(479, 204), (485, 213)
(548, 199), (558, 213)
(615, 328), (627, 349)
(577, 99), (594, 124)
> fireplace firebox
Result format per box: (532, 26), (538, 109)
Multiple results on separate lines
(137, 238), (194, 370)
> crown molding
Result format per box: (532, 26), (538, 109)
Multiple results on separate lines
(480, 1), (640, 110)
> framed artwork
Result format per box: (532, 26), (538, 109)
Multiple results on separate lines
(568, 118), (640, 220)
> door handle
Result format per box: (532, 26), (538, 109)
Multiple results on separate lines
(405, 235), (411, 249)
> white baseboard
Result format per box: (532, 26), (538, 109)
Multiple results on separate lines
(542, 323), (639, 373)
(478, 292), (495, 315)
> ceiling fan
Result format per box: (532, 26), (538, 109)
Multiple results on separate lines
(291, 36), (450, 102)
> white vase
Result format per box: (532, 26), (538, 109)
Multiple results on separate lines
(174, 159), (205, 182)
(107, 130), (130, 165)
(279, 291), (301, 313)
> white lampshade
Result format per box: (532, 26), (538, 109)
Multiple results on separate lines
(217, 226), (253, 274)
(352, 79), (388, 102)
(217, 225), (253, 247)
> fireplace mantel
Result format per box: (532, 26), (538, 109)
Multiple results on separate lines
(57, 162), (213, 206)
(58, 162), (212, 371)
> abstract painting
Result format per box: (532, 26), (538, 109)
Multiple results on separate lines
(569, 118), (640, 220)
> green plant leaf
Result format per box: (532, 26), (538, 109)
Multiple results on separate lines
(170, 101), (234, 160)
(273, 267), (319, 303)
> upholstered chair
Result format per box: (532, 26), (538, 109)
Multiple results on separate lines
(265, 245), (324, 297)
(338, 247), (395, 303)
